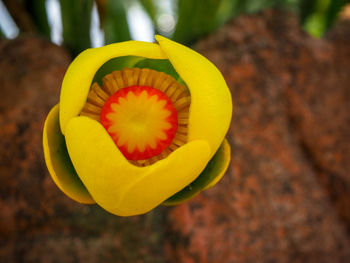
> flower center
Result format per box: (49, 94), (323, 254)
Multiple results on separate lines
(100, 86), (178, 160)
(80, 68), (191, 166)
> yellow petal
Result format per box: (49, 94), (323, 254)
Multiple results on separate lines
(155, 35), (233, 158)
(43, 104), (95, 204)
(163, 138), (231, 206)
(65, 116), (211, 216)
(60, 41), (167, 134)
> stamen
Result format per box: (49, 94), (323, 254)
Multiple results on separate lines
(102, 74), (118, 95)
(168, 144), (179, 151)
(80, 111), (100, 121)
(87, 89), (105, 107)
(112, 71), (124, 90)
(91, 82), (109, 101)
(164, 83), (178, 97)
(122, 68), (134, 87)
(138, 68), (150, 86)
(176, 126), (188, 134)
(83, 102), (102, 114)
(174, 96), (191, 111)
(177, 111), (189, 119)
(80, 68), (191, 166)
(132, 68), (141, 84)
(178, 117), (189, 125)
(157, 76), (174, 92)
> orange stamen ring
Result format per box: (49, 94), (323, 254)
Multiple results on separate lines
(100, 85), (178, 160)
(81, 68), (190, 166)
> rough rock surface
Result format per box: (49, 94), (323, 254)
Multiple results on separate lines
(0, 10), (350, 263)
(165, 10), (350, 263)
(0, 36), (167, 263)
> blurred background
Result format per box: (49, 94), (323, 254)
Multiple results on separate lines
(1, 0), (350, 54)
(1, 0), (350, 262)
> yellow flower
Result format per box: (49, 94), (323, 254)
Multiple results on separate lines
(43, 35), (232, 216)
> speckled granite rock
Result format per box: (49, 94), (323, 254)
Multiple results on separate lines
(1, 10), (350, 263)
(286, 20), (350, 232)
(0, 36), (167, 263)
(165, 10), (350, 263)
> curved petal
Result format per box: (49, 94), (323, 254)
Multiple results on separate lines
(60, 41), (167, 134)
(65, 116), (211, 216)
(155, 35), (233, 158)
(43, 104), (95, 204)
(163, 138), (231, 206)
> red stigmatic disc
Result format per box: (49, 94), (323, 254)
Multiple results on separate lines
(100, 85), (178, 160)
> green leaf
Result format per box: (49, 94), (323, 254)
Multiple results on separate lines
(60, 0), (93, 56)
(92, 57), (186, 85)
(170, 0), (300, 44)
(103, 0), (131, 44)
(300, 0), (349, 37)
(93, 56), (145, 85)
(303, 12), (327, 37)
(134, 58), (183, 82)
(24, 0), (51, 38)
(300, 0), (317, 23)
(325, 0), (349, 28)
(0, 26), (5, 39)
(172, 0), (223, 44)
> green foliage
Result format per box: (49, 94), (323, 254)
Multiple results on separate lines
(0, 27), (5, 39)
(1, 0), (348, 54)
(93, 56), (144, 84)
(230, 0), (298, 15)
(172, 0), (300, 45)
(24, 0), (51, 38)
(134, 58), (183, 82)
(60, 0), (93, 56)
(103, 0), (131, 44)
(172, 0), (225, 44)
(301, 0), (350, 37)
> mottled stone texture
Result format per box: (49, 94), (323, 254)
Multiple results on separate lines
(0, 10), (350, 263)
(165, 10), (350, 263)
(0, 36), (167, 263)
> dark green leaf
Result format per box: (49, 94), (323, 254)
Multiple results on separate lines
(103, 0), (131, 44)
(134, 58), (183, 82)
(172, 0), (223, 44)
(93, 56), (145, 85)
(60, 0), (93, 56)
(301, 0), (349, 37)
(325, 0), (349, 28)
(300, 0), (317, 22)
(24, 0), (51, 38)
(300, 0), (327, 36)
(92, 56), (186, 85)
(0, 26), (5, 39)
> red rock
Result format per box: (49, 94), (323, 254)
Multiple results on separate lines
(1, 10), (350, 263)
(0, 36), (166, 263)
(165, 10), (350, 263)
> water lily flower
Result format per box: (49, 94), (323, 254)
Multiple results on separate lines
(43, 35), (232, 216)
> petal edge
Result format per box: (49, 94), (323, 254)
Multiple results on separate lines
(155, 35), (233, 158)
(65, 116), (211, 216)
(163, 138), (231, 206)
(60, 41), (167, 134)
(43, 104), (95, 204)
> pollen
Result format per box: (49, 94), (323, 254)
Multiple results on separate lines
(80, 68), (191, 166)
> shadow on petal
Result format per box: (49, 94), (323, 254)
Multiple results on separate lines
(65, 116), (211, 216)
(163, 138), (231, 206)
(43, 104), (95, 204)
